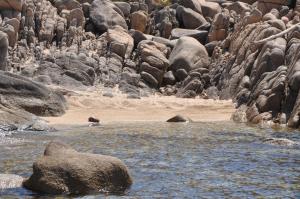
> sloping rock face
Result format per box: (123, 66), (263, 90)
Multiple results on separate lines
(23, 50), (98, 88)
(285, 33), (300, 128)
(23, 141), (133, 195)
(0, 70), (66, 130)
(0, 104), (51, 131)
(0, 71), (66, 116)
(209, 9), (300, 127)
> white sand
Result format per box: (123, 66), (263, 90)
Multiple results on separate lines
(43, 89), (235, 125)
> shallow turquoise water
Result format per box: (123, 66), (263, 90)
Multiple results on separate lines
(0, 122), (300, 198)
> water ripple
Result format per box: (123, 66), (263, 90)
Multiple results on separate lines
(0, 122), (300, 198)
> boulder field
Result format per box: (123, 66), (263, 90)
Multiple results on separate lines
(0, 0), (299, 129)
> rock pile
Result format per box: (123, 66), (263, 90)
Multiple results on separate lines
(0, 0), (298, 127)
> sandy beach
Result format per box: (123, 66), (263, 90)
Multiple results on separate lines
(43, 89), (235, 125)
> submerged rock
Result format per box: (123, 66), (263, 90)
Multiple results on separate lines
(262, 138), (296, 146)
(166, 115), (192, 122)
(23, 141), (133, 195)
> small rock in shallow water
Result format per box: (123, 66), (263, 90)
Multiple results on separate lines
(88, 117), (100, 123)
(0, 174), (23, 189)
(166, 115), (192, 122)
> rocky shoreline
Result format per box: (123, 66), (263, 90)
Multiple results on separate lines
(0, 0), (299, 131)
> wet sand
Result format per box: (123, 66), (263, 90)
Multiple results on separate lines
(44, 89), (235, 125)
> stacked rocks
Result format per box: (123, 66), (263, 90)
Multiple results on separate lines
(0, 0), (299, 128)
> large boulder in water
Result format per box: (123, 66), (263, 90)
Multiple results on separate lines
(0, 71), (66, 116)
(169, 36), (209, 75)
(89, 0), (127, 33)
(23, 141), (133, 195)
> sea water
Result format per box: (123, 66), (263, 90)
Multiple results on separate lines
(0, 122), (300, 198)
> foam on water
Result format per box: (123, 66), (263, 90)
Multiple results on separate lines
(0, 174), (23, 189)
(0, 131), (25, 146)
